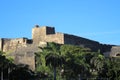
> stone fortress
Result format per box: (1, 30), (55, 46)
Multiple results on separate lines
(0, 25), (120, 70)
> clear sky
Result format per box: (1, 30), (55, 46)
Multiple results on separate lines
(0, 0), (120, 45)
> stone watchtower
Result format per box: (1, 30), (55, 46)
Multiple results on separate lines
(32, 25), (55, 44)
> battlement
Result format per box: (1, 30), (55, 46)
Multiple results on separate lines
(0, 38), (32, 52)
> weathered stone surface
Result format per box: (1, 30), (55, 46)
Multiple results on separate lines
(110, 46), (120, 57)
(0, 38), (2, 51)
(0, 25), (119, 70)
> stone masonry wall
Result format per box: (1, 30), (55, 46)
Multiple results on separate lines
(13, 44), (38, 70)
(32, 26), (55, 44)
(43, 33), (64, 44)
(32, 26), (46, 43)
(32, 25), (64, 44)
(64, 34), (102, 52)
(0, 38), (2, 51)
(1, 25), (119, 71)
(2, 38), (28, 52)
(1, 38), (36, 70)
(110, 46), (120, 57)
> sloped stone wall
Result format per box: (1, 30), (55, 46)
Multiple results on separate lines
(64, 34), (102, 52)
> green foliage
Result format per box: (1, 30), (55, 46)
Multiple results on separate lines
(9, 64), (35, 80)
(0, 51), (11, 69)
(0, 51), (35, 80)
(90, 53), (105, 72)
(60, 44), (92, 79)
(98, 57), (120, 80)
(36, 42), (64, 80)
(35, 51), (52, 78)
(35, 42), (120, 80)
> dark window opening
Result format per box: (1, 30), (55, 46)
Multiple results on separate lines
(116, 54), (120, 56)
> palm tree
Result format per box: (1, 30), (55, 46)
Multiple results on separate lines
(9, 64), (35, 80)
(60, 44), (91, 79)
(0, 51), (10, 80)
(45, 53), (64, 80)
(0, 55), (5, 80)
(37, 42), (65, 80)
(0, 51), (16, 80)
(90, 53), (105, 74)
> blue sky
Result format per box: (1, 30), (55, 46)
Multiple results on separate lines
(0, 0), (120, 45)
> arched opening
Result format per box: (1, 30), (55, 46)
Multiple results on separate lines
(116, 53), (120, 56)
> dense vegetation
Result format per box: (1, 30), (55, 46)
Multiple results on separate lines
(0, 42), (120, 80)
(0, 51), (35, 80)
(35, 42), (120, 80)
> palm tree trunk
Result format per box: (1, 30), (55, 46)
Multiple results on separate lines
(8, 67), (10, 80)
(1, 69), (3, 80)
(54, 67), (56, 80)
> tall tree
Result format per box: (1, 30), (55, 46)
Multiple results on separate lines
(98, 57), (120, 80)
(9, 64), (35, 80)
(0, 51), (11, 80)
(36, 42), (65, 80)
(60, 44), (91, 79)
(90, 53), (105, 72)
(0, 51), (7, 80)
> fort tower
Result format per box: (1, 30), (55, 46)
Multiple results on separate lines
(32, 25), (55, 44)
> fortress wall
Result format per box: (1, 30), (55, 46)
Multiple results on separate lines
(21, 52), (35, 70)
(1, 26), (117, 70)
(64, 34), (101, 52)
(101, 44), (112, 53)
(64, 34), (99, 45)
(9, 44), (38, 70)
(32, 26), (56, 44)
(46, 27), (55, 34)
(110, 46), (120, 57)
(0, 38), (3, 51)
(103, 52), (110, 57)
(32, 27), (46, 43)
(2, 38), (28, 52)
(14, 51), (35, 70)
(44, 33), (64, 44)
(2, 39), (11, 52)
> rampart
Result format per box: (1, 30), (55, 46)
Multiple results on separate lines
(64, 34), (102, 52)
(0, 25), (119, 70)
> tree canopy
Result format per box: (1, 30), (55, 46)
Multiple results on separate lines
(1, 42), (120, 80)
(35, 42), (120, 80)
